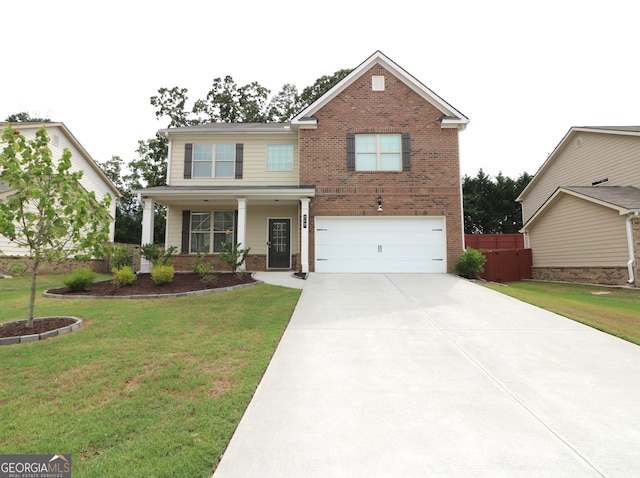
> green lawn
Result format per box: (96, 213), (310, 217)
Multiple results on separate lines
(482, 280), (640, 345)
(0, 273), (301, 477)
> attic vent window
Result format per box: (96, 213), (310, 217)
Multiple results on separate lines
(592, 177), (608, 186)
(52, 135), (59, 146)
(372, 75), (385, 91)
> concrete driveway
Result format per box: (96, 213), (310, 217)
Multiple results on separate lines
(213, 273), (640, 477)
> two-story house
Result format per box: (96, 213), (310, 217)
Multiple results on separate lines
(517, 126), (640, 286)
(137, 51), (468, 274)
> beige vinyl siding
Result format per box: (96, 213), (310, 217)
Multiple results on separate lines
(166, 204), (299, 255)
(169, 133), (299, 187)
(522, 132), (640, 223)
(166, 207), (182, 250)
(529, 194), (628, 267)
(52, 128), (117, 238)
(245, 205), (299, 255)
(0, 237), (23, 256)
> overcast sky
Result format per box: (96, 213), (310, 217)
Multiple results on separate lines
(2, 0), (638, 180)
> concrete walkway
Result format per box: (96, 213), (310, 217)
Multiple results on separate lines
(213, 273), (640, 477)
(253, 271), (306, 289)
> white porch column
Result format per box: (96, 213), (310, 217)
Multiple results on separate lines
(139, 196), (155, 273)
(300, 198), (310, 273)
(237, 198), (247, 272)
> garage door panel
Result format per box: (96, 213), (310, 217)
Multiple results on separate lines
(315, 217), (446, 273)
(317, 243), (381, 259)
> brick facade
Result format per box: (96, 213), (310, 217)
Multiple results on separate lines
(170, 253), (300, 273)
(299, 65), (464, 272)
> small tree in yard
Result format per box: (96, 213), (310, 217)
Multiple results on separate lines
(219, 242), (250, 276)
(0, 124), (112, 327)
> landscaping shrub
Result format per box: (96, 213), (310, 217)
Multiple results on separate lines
(112, 265), (137, 290)
(454, 247), (486, 279)
(150, 265), (175, 285)
(187, 253), (217, 285)
(111, 246), (134, 269)
(64, 267), (96, 292)
(141, 244), (178, 266)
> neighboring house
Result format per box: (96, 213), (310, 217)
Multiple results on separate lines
(0, 122), (120, 256)
(517, 126), (640, 286)
(137, 51), (469, 274)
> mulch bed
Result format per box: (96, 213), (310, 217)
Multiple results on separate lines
(0, 273), (257, 339)
(0, 317), (76, 338)
(47, 272), (257, 297)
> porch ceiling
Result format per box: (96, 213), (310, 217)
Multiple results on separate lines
(136, 185), (315, 207)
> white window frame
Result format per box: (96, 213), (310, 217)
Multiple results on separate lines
(355, 134), (402, 171)
(266, 144), (294, 171)
(192, 144), (235, 178)
(190, 212), (211, 253)
(193, 144), (213, 178)
(190, 211), (235, 253)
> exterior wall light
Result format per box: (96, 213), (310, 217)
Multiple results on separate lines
(377, 196), (383, 212)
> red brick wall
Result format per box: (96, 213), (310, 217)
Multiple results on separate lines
(299, 65), (464, 272)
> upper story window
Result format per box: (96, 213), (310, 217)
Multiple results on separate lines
(356, 134), (402, 171)
(192, 144), (235, 178)
(266, 144), (294, 171)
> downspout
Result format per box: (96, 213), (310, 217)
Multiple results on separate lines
(626, 211), (639, 285)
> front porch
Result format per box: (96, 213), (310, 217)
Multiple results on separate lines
(136, 186), (315, 274)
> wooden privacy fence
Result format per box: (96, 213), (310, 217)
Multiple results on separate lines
(479, 249), (532, 283)
(464, 234), (525, 250)
(464, 234), (532, 282)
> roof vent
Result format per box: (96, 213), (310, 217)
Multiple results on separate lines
(372, 75), (385, 91)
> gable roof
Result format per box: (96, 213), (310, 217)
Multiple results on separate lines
(291, 50), (469, 130)
(563, 186), (640, 210)
(5, 122), (121, 197)
(517, 126), (640, 202)
(521, 185), (640, 232)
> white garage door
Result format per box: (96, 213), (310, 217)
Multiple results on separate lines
(315, 216), (446, 273)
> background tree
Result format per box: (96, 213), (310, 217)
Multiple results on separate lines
(297, 69), (352, 109)
(193, 77), (271, 123)
(5, 112), (51, 123)
(129, 133), (169, 242)
(0, 124), (112, 326)
(99, 155), (142, 243)
(266, 83), (302, 122)
(462, 169), (533, 234)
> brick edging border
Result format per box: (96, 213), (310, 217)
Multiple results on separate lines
(0, 316), (83, 346)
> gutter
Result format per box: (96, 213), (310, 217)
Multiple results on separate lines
(626, 211), (639, 284)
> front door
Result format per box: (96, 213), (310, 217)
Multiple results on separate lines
(268, 218), (291, 269)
